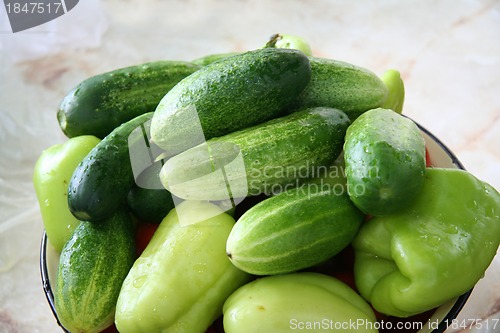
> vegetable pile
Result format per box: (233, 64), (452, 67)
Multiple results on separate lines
(34, 33), (500, 333)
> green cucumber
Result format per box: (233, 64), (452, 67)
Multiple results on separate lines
(55, 210), (135, 333)
(58, 60), (201, 139)
(297, 57), (388, 119)
(150, 48), (312, 154)
(226, 186), (364, 275)
(127, 161), (175, 223)
(192, 52), (240, 66)
(343, 108), (426, 216)
(127, 162), (176, 223)
(127, 186), (175, 224)
(161, 107), (350, 201)
(68, 112), (154, 222)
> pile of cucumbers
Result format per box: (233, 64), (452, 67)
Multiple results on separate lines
(37, 33), (421, 333)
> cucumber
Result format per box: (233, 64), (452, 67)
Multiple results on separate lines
(343, 108), (426, 215)
(192, 52), (240, 66)
(54, 210), (135, 333)
(68, 112), (154, 222)
(125, 153), (177, 223)
(115, 201), (250, 333)
(226, 186), (364, 275)
(127, 162), (176, 223)
(161, 107), (350, 201)
(127, 186), (175, 223)
(297, 57), (388, 119)
(57, 60), (201, 139)
(150, 48), (312, 154)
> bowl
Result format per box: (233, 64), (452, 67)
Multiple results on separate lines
(40, 119), (471, 333)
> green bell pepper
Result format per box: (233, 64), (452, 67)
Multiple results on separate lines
(223, 272), (378, 333)
(380, 69), (405, 114)
(33, 135), (100, 252)
(115, 201), (250, 333)
(353, 168), (500, 317)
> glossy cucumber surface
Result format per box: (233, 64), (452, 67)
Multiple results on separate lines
(58, 60), (201, 138)
(151, 48), (312, 154)
(55, 210), (135, 333)
(68, 112), (154, 222)
(344, 108), (426, 215)
(227, 186), (364, 275)
(161, 107), (350, 201)
(297, 57), (388, 119)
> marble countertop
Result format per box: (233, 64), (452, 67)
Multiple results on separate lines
(0, 0), (498, 332)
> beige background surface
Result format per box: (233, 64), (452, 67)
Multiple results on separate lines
(0, 0), (499, 332)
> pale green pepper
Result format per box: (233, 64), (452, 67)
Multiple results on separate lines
(223, 272), (378, 333)
(263, 33), (313, 56)
(380, 69), (405, 113)
(353, 168), (500, 317)
(115, 201), (250, 333)
(33, 135), (100, 252)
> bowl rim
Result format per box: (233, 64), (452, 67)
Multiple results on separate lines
(40, 231), (70, 333)
(39, 118), (472, 333)
(412, 118), (471, 333)
(414, 117), (465, 170)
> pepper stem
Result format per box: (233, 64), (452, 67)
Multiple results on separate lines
(262, 33), (313, 56)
